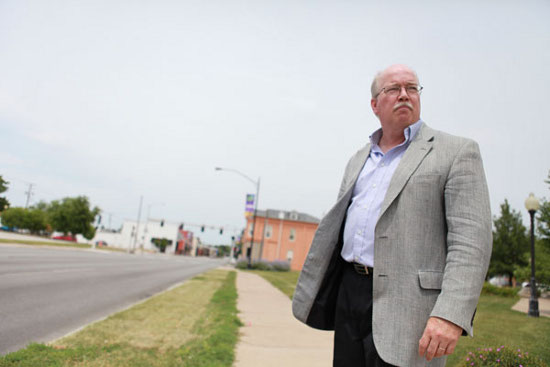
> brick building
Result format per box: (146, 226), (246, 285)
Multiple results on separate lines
(242, 209), (320, 271)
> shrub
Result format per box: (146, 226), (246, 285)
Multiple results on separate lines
(482, 283), (520, 298)
(460, 346), (547, 367)
(235, 260), (248, 269)
(271, 260), (290, 272)
(234, 259), (290, 272)
(253, 260), (273, 271)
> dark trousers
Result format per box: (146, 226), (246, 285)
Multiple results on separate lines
(333, 262), (396, 367)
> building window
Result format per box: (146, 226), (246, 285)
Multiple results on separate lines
(287, 250), (294, 262)
(265, 225), (273, 238)
(290, 212), (298, 220)
(289, 228), (296, 241)
(248, 223), (254, 237)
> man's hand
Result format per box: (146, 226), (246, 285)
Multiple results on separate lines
(418, 317), (462, 361)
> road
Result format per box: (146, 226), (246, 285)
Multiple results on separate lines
(0, 244), (225, 355)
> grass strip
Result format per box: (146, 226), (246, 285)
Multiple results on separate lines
(0, 269), (240, 367)
(0, 239), (127, 252)
(249, 270), (550, 365)
(0, 238), (92, 248)
(176, 271), (242, 367)
(249, 270), (300, 299)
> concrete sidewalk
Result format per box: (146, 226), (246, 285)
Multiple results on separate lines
(234, 270), (333, 367)
(511, 297), (550, 317)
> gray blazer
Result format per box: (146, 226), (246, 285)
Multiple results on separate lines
(292, 123), (492, 367)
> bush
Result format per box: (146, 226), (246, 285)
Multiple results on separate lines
(253, 260), (273, 271)
(482, 283), (520, 298)
(271, 260), (290, 271)
(460, 346), (547, 367)
(234, 259), (290, 272)
(235, 260), (248, 269)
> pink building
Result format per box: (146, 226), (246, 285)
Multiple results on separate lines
(242, 209), (320, 271)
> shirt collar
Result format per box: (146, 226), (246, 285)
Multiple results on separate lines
(369, 119), (423, 153)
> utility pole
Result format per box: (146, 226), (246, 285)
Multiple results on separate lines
(131, 196), (143, 254)
(24, 183), (34, 208)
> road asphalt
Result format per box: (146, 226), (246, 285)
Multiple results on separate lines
(0, 243), (224, 355)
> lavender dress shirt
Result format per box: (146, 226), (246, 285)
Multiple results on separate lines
(341, 120), (423, 267)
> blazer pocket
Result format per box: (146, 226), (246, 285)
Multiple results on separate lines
(418, 270), (444, 290)
(408, 174), (441, 185)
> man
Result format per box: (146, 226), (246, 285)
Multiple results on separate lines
(292, 64), (492, 366)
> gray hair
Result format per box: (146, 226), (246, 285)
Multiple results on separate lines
(370, 65), (420, 99)
(370, 71), (384, 99)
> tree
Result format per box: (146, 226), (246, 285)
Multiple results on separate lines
(0, 207), (26, 228)
(514, 239), (550, 286)
(48, 196), (100, 238)
(151, 238), (172, 253)
(23, 209), (48, 234)
(0, 175), (10, 212)
(488, 199), (529, 285)
(1, 207), (48, 234)
(537, 170), (550, 245)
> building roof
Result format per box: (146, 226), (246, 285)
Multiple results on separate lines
(252, 209), (320, 224)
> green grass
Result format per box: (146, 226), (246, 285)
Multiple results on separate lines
(0, 238), (92, 248)
(249, 269), (300, 299)
(447, 294), (550, 366)
(177, 271), (243, 367)
(0, 269), (241, 367)
(253, 270), (550, 366)
(0, 239), (128, 252)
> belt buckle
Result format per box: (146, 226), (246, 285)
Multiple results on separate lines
(353, 262), (370, 275)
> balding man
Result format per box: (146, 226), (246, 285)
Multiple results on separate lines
(293, 64), (492, 366)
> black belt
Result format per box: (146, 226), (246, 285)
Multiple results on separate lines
(350, 262), (373, 276)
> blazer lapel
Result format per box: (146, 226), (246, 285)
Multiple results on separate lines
(378, 124), (434, 220)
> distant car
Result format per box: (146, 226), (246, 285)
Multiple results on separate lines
(52, 235), (77, 242)
(522, 281), (550, 292)
(0, 225), (14, 232)
(95, 240), (108, 247)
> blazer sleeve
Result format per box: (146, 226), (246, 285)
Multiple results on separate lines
(429, 139), (492, 336)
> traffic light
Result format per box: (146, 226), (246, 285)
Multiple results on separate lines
(179, 223), (184, 230)
(219, 228), (223, 235)
(160, 220), (164, 227)
(201, 226), (205, 232)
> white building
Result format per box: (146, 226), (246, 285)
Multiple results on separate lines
(91, 219), (186, 253)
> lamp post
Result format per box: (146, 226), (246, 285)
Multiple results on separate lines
(215, 167), (260, 268)
(525, 192), (540, 317)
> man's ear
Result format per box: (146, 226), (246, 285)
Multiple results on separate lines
(371, 98), (379, 116)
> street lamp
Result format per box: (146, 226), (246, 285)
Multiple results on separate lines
(525, 192), (540, 317)
(215, 167), (260, 268)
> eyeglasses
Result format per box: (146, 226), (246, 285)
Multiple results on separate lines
(375, 84), (423, 98)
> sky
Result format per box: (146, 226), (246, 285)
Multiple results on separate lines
(1, 0), (549, 245)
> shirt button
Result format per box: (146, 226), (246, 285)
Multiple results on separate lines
(372, 184), (377, 188)
(381, 162), (385, 167)
(357, 230), (362, 235)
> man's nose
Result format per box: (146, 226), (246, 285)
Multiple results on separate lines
(397, 86), (410, 101)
